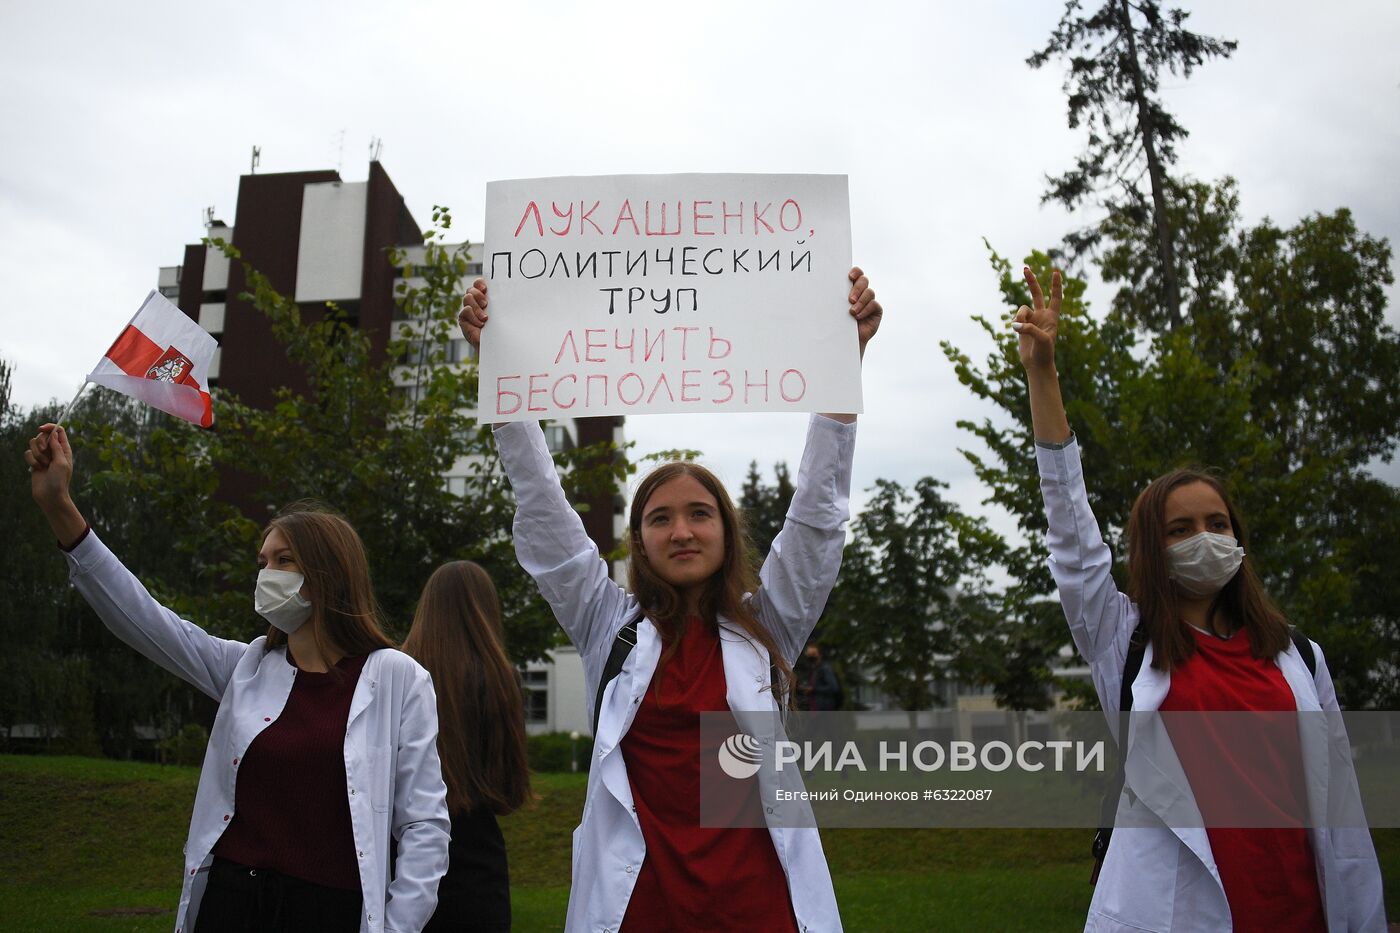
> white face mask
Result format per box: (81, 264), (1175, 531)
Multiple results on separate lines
(1166, 532), (1244, 597)
(255, 569), (313, 634)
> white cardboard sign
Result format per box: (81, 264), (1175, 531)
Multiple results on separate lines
(478, 173), (858, 420)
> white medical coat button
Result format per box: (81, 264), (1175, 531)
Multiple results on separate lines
(625, 864), (633, 873)
(222, 814), (230, 821)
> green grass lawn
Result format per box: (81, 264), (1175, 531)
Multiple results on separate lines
(2, 754), (1395, 931)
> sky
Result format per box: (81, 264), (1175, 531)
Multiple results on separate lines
(3, 0), (1398, 538)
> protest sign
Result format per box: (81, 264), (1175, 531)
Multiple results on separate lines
(478, 174), (857, 420)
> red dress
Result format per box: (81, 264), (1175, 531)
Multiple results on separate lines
(619, 617), (798, 932)
(1159, 628), (1326, 933)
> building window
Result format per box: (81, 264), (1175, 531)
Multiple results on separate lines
(521, 670), (548, 724)
(543, 424), (574, 453)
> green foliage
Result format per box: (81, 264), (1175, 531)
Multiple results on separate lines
(158, 723), (209, 767)
(942, 179), (1400, 708)
(525, 731), (594, 773)
(1029, 1), (1237, 326)
(739, 459), (794, 564)
(0, 385), (225, 757)
(2, 208), (635, 760)
(204, 212), (631, 660)
(825, 477), (1005, 711)
(1028, 1), (1236, 219)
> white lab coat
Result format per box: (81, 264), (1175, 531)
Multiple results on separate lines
(62, 530), (451, 933)
(495, 414), (855, 933)
(1037, 438), (1385, 932)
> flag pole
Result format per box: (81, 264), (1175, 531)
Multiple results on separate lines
(55, 381), (88, 427)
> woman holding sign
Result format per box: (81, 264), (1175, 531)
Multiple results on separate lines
(1013, 267), (1384, 932)
(24, 426), (450, 933)
(459, 268), (880, 932)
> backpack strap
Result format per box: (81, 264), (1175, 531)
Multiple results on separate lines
(1091, 625), (1148, 884)
(592, 617), (640, 735)
(1290, 627), (1317, 677)
(590, 615), (788, 735)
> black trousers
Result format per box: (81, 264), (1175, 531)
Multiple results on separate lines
(192, 858), (362, 933)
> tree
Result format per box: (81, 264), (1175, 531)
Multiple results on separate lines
(205, 210), (632, 660)
(824, 477), (1002, 712)
(1029, 1), (1236, 328)
(0, 382), (236, 756)
(738, 460), (794, 563)
(942, 183), (1400, 708)
(1, 208), (638, 759)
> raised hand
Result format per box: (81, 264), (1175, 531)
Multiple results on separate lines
(25, 424), (87, 547)
(1012, 267), (1061, 372)
(458, 278), (489, 349)
(26, 424), (73, 510)
(848, 266), (882, 357)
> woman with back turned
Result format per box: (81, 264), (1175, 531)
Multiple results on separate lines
(402, 561), (531, 933)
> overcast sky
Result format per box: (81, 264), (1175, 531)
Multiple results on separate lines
(3, 0), (1398, 536)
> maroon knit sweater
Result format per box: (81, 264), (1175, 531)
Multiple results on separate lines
(213, 652), (369, 891)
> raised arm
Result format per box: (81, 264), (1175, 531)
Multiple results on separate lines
(26, 424), (247, 698)
(751, 265), (877, 660)
(460, 279), (633, 658)
(1013, 268), (1071, 446)
(750, 414), (856, 664)
(493, 419), (633, 658)
(1015, 271), (1135, 698)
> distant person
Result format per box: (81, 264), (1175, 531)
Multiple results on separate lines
(458, 267), (881, 932)
(1013, 267), (1384, 932)
(401, 561), (531, 933)
(25, 423), (449, 933)
(795, 641), (842, 711)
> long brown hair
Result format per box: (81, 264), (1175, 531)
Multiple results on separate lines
(401, 561), (531, 817)
(1126, 469), (1290, 671)
(628, 462), (795, 705)
(262, 503), (394, 662)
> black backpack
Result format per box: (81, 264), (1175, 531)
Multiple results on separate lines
(1090, 625), (1317, 883)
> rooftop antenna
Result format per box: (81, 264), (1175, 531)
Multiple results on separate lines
(250, 145), (261, 174)
(203, 206), (216, 228)
(369, 135), (383, 162)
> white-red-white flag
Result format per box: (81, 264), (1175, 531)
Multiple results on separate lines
(87, 291), (218, 427)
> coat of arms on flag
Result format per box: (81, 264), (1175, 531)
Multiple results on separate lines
(84, 291), (219, 427)
(145, 347), (197, 385)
